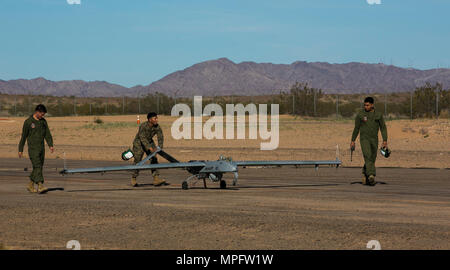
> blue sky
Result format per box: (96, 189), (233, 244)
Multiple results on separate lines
(1, 0), (449, 87)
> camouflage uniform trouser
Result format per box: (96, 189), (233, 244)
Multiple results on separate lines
(131, 143), (159, 178)
(360, 138), (378, 177)
(29, 148), (45, 184)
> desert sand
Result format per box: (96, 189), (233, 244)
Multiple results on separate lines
(0, 115), (448, 168)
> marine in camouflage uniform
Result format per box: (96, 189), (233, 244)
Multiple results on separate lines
(18, 105), (54, 193)
(131, 112), (168, 186)
(351, 97), (388, 186)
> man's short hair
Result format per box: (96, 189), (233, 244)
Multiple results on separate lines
(364, 97), (374, 104)
(147, 112), (157, 119)
(35, 104), (47, 113)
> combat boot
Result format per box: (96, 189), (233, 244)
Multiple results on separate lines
(27, 180), (37, 193)
(131, 177), (138, 187)
(367, 175), (376, 186)
(37, 183), (48, 194)
(362, 175), (368, 185)
(153, 175), (169, 186)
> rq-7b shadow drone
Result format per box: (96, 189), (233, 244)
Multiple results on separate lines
(60, 147), (341, 190)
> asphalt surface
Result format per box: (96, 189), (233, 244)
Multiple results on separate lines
(0, 158), (449, 250)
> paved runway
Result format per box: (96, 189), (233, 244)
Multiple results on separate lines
(0, 158), (449, 249)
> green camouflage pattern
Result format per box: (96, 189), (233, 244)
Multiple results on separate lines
(131, 122), (164, 178)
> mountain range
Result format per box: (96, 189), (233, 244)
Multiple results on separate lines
(1, 58), (449, 97)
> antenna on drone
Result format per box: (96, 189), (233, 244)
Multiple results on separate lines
(336, 144), (341, 168)
(336, 144), (340, 160)
(63, 151), (67, 171)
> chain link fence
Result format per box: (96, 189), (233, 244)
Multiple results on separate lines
(0, 83), (448, 119)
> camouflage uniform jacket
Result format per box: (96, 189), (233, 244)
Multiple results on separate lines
(132, 122), (164, 151)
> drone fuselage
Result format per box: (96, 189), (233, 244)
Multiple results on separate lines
(185, 160), (238, 187)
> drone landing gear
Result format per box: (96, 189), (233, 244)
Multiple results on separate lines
(181, 173), (230, 190)
(182, 181), (189, 190)
(181, 174), (197, 190)
(181, 174), (208, 190)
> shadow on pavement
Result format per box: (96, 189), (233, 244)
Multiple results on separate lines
(65, 183), (341, 192)
(38, 187), (65, 194)
(350, 181), (387, 185)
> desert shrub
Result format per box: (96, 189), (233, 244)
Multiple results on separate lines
(94, 117), (104, 124)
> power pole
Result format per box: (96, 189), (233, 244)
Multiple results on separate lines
(173, 89), (180, 108)
(122, 96), (125, 115)
(157, 93), (160, 114)
(336, 94), (339, 118)
(436, 88), (439, 119)
(138, 92), (141, 114)
(361, 93), (364, 110)
(73, 96), (76, 115)
(292, 94), (295, 115)
(410, 91), (413, 120)
(313, 89), (316, 117)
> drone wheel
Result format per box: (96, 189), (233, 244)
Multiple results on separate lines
(182, 181), (189, 190)
(220, 180), (227, 189)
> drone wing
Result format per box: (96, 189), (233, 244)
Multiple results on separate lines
(60, 161), (206, 175)
(235, 159), (341, 167)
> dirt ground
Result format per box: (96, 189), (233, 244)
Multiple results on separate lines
(1, 115), (449, 250)
(0, 158), (449, 250)
(0, 115), (449, 168)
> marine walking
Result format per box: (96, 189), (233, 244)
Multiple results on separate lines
(350, 97), (388, 186)
(18, 104), (55, 194)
